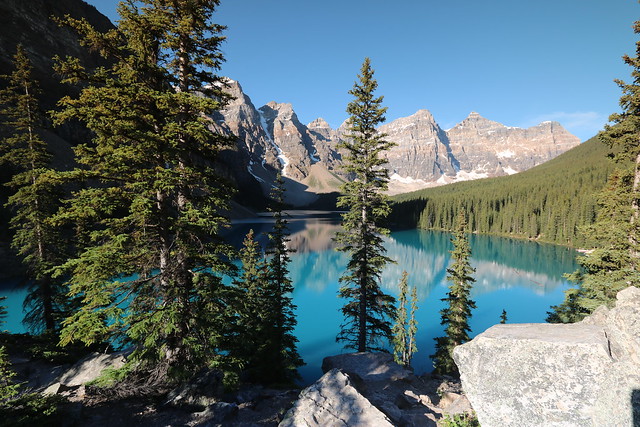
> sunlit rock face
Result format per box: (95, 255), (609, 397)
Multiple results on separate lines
(446, 112), (580, 178)
(258, 101), (317, 181)
(380, 110), (457, 182)
(453, 286), (640, 427)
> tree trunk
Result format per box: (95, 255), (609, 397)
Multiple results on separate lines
(630, 151), (640, 265)
(358, 196), (367, 352)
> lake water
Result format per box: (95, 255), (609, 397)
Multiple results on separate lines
(0, 211), (578, 384)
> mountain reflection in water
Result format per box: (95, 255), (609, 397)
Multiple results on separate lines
(0, 212), (578, 384)
(227, 212), (578, 383)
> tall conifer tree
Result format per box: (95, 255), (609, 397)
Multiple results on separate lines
(548, 169), (640, 322)
(599, 19), (640, 263)
(255, 174), (303, 384)
(432, 211), (476, 376)
(335, 58), (396, 352)
(549, 19), (640, 322)
(232, 228), (265, 379)
(0, 45), (66, 333)
(52, 0), (237, 379)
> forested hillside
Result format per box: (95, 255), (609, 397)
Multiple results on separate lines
(389, 136), (620, 247)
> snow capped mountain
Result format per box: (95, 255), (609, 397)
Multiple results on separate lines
(213, 81), (581, 204)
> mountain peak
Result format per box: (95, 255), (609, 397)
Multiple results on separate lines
(308, 118), (331, 129)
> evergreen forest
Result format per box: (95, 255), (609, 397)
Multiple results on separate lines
(389, 135), (620, 247)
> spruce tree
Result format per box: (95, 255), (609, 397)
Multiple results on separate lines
(548, 169), (640, 322)
(232, 229), (264, 376)
(408, 285), (418, 362)
(0, 45), (66, 333)
(392, 271), (418, 368)
(255, 174), (303, 384)
(335, 58), (396, 352)
(52, 0), (237, 379)
(432, 211), (476, 376)
(548, 19), (640, 322)
(599, 19), (640, 263)
(392, 271), (408, 365)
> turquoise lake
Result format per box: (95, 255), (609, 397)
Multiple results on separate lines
(0, 211), (578, 384)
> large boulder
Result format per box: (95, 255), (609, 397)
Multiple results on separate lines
(454, 286), (640, 427)
(279, 368), (394, 427)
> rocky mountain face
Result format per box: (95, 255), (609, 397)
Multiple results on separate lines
(0, 0), (113, 111)
(0, 0), (581, 207)
(380, 110), (457, 191)
(445, 111), (582, 182)
(212, 82), (580, 201)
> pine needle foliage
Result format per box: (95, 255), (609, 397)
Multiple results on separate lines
(52, 0), (237, 379)
(232, 228), (265, 380)
(256, 175), (303, 385)
(232, 177), (302, 385)
(548, 19), (640, 322)
(548, 169), (640, 322)
(432, 212), (476, 376)
(0, 45), (67, 333)
(392, 271), (418, 368)
(335, 58), (396, 352)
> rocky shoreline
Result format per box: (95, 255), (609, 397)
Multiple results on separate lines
(13, 350), (470, 426)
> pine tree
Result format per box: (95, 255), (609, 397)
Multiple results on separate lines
(0, 45), (66, 333)
(52, 0), (237, 380)
(0, 298), (19, 402)
(548, 19), (640, 323)
(254, 175), (303, 384)
(432, 211), (476, 376)
(548, 169), (640, 322)
(227, 228), (266, 384)
(599, 19), (640, 264)
(335, 58), (396, 352)
(392, 271), (418, 368)
(392, 271), (408, 365)
(408, 285), (418, 362)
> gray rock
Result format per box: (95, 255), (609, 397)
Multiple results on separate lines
(43, 382), (73, 395)
(446, 112), (580, 179)
(56, 351), (127, 387)
(380, 109), (456, 182)
(453, 286), (640, 427)
(165, 369), (223, 407)
(279, 368), (394, 427)
(193, 401), (238, 425)
(321, 352), (412, 382)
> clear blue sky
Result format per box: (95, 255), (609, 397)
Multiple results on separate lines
(84, 0), (638, 141)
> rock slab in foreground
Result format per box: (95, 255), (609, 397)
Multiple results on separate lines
(279, 368), (394, 427)
(454, 286), (640, 427)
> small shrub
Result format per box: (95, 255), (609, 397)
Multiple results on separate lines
(440, 412), (480, 427)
